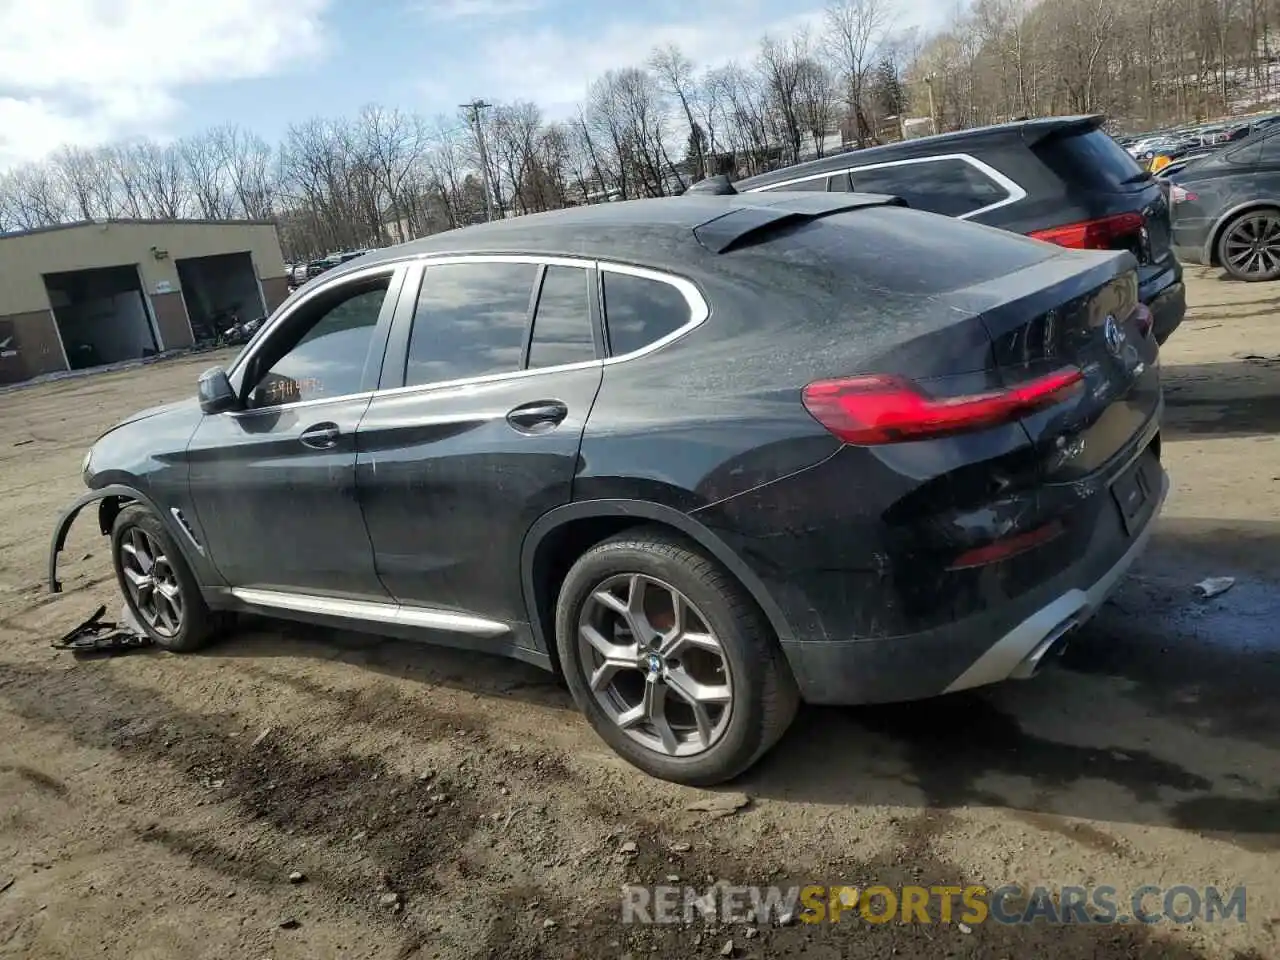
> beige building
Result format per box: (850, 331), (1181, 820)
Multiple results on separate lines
(0, 219), (291, 384)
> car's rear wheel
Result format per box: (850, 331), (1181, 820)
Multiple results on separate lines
(111, 504), (216, 652)
(554, 527), (798, 786)
(1218, 208), (1280, 281)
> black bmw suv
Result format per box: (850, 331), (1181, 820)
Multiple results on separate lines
(733, 115), (1185, 344)
(50, 194), (1166, 786)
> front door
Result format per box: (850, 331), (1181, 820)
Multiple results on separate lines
(356, 258), (604, 635)
(187, 264), (405, 599)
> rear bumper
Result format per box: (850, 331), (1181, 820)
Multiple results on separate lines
(780, 461), (1168, 706)
(1146, 280), (1185, 345)
(1138, 259), (1184, 344)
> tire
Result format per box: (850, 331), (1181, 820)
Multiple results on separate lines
(110, 504), (217, 652)
(1217, 208), (1280, 281)
(554, 527), (798, 786)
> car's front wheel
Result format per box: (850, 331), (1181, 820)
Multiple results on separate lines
(111, 504), (216, 652)
(1218, 207), (1280, 281)
(554, 528), (798, 786)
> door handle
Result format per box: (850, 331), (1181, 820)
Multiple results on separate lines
(300, 422), (341, 449)
(506, 400), (568, 433)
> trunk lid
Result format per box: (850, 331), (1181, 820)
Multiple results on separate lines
(948, 249), (1160, 482)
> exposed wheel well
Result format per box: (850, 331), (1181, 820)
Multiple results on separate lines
(97, 495), (133, 535)
(528, 516), (644, 676)
(1209, 203), (1280, 266)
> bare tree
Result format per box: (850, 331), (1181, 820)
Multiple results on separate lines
(824, 0), (892, 146)
(651, 44), (706, 179)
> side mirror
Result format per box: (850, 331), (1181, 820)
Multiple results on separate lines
(198, 366), (240, 415)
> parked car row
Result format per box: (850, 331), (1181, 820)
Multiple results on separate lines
(1116, 114), (1280, 174)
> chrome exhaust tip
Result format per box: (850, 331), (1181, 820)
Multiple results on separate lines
(1009, 615), (1079, 680)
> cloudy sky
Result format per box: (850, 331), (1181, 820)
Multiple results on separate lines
(0, 0), (953, 167)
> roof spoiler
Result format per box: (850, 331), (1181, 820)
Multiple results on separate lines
(1021, 114), (1106, 147)
(693, 194), (906, 254)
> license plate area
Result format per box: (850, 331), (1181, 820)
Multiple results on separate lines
(1111, 454), (1153, 535)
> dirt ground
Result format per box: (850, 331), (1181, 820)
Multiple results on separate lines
(1, 266), (1278, 959)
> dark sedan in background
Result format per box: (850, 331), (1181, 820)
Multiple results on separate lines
(1167, 124), (1280, 281)
(50, 193), (1167, 785)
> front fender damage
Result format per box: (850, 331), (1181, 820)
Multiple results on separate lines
(49, 487), (136, 593)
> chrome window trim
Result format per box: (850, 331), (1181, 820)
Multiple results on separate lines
(372, 359), (604, 401)
(369, 255), (709, 401)
(227, 253), (710, 411)
(746, 152), (1028, 220)
(414, 252), (595, 270)
(228, 390), (376, 419)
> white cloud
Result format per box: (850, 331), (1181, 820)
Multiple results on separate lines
(0, 0), (333, 166)
(475, 6), (827, 115)
(419, 0), (543, 21)
(453, 0), (953, 118)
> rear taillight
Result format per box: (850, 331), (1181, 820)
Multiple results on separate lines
(801, 368), (1084, 445)
(1169, 184), (1197, 204)
(1029, 212), (1145, 250)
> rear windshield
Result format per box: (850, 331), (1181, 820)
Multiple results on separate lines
(1036, 127), (1149, 192)
(729, 206), (1058, 297)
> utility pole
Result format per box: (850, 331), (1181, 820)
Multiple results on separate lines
(924, 75), (938, 136)
(461, 99), (496, 222)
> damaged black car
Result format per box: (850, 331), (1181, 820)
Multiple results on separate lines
(50, 193), (1167, 785)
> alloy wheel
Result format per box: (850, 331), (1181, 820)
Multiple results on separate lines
(1223, 212), (1280, 278)
(577, 573), (733, 757)
(119, 527), (184, 638)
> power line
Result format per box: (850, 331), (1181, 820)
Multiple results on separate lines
(460, 99), (496, 222)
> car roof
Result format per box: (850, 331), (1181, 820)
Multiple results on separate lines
(320, 193), (902, 280)
(734, 114), (1106, 190)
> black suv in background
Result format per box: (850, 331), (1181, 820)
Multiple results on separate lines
(733, 115), (1185, 344)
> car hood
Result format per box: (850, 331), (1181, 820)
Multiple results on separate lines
(100, 398), (200, 439)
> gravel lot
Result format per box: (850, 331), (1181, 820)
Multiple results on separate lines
(1, 266), (1277, 959)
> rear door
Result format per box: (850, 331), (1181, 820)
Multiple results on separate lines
(355, 256), (604, 635)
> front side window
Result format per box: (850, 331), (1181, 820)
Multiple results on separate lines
(249, 279), (388, 408)
(602, 271), (692, 356)
(528, 265), (596, 369)
(851, 158), (1009, 217)
(404, 261), (538, 387)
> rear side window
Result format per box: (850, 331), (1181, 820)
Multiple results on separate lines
(528, 265), (596, 369)
(849, 158), (1009, 216)
(602, 271), (691, 356)
(405, 261), (537, 387)
(1259, 133), (1280, 163)
(1035, 128), (1147, 191)
(1225, 137), (1264, 164)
